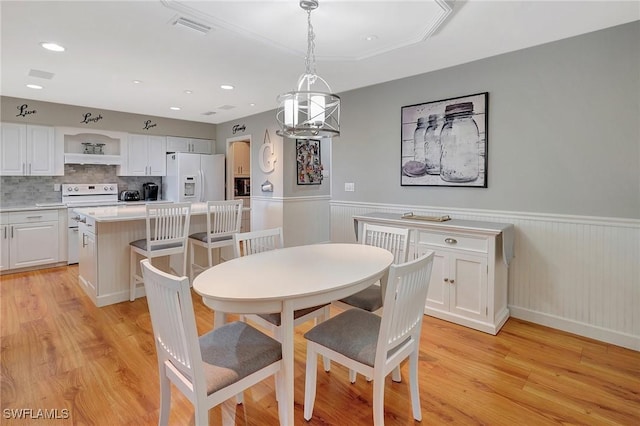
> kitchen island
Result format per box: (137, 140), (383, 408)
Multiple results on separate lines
(73, 203), (212, 307)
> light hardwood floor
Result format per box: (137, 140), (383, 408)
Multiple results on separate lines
(1, 265), (638, 425)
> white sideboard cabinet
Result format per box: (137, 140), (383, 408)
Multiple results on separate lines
(353, 212), (514, 335)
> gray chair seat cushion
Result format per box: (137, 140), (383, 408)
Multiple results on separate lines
(304, 309), (409, 368)
(258, 304), (330, 327)
(198, 321), (282, 395)
(130, 239), (182, 251)
(189, 232), (233, 244)
(305, 309), (381, 367)
(339, 285), (383, 312)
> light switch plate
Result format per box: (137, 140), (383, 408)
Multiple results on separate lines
(344, 182), (355, 192)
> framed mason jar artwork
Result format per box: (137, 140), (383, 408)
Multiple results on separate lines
(296, 139), (323, 185)
(401, 92), (488, 187)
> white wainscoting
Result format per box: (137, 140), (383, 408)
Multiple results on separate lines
(330, 200), (640, 351)
(252, 195), (331, 247)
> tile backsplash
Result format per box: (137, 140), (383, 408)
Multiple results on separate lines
(0, 165), (162, 207)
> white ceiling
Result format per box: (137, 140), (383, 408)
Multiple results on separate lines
(1, 1), (638, 125)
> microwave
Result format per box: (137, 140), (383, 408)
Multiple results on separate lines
(234, 177), (250, 196)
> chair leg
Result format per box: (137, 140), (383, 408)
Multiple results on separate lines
(207, 246), (213, 268)
(129, 249), (137, 302)
(194, 401), (208, 426)
(320, 306), (331, 372)
(392, 365), (402, 382)
(409, 349), (422, 421)
(303, 345), (318, 421)
(158, 365), (171, 426)
(189, 241), (195, 282)
(349, 369), (357, 384)
(372, 372), (386, 426)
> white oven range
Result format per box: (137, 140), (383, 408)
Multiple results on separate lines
(63, 183), (119, 264)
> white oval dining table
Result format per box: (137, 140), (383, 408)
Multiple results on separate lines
(192, 243), (394, 426)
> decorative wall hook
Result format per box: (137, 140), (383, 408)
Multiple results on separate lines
(261, 180), (274, 192)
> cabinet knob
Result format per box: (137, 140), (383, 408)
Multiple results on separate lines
(444, 278), (449, 282)
(450, 279), (455, 284)
(444, 238), (457, 245)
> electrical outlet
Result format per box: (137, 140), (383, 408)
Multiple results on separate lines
(344, 182), (355, 192)
(53, 184), (61, 191)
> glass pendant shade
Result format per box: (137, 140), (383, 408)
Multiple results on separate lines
(277, 74), (340, 139)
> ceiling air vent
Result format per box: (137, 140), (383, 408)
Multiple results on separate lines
(28, 69), (55, 80)
(172, 16), (212, 35)
(201, 111), (216, 116)
(218, 105), (235, 110)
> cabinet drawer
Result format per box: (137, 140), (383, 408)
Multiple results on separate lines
(417, 230), (488, 253)
(9, 210), (58, 223)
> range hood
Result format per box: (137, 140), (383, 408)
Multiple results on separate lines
(64, 153), (121, 165)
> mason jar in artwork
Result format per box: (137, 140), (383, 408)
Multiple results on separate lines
(424, 114), (441, 175)
(440, 102), (479, 182)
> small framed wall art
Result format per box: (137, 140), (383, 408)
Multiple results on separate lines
(401, 92), (488, 188)
(296, 139), (323, 185)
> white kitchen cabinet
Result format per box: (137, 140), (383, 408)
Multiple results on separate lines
(353, 212), (513, 335)
(0, 214), (8, 271)
(123, 134), (166, 176)
(233, 141), (250, 176)
(3, 210), (59, 270)
(78, 219), (97, 298)
(166, 136), (212, 154)
(1, 122), (61, 176)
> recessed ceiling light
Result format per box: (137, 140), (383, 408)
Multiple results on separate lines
(40, 42), (65, 52)
(26, 84), (43, 90)
(132, 80), (142, 84)
(220, 84), (234, 90)
(184, 90), (193, 94)
(365, 35), (378, 42)
(169, 106), (181, 111)
(249, 103), (256, 107)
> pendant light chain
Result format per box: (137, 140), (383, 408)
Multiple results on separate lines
(304, 9), (317, 81)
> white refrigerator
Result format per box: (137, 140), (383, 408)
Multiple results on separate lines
(163, 153), (225, 202)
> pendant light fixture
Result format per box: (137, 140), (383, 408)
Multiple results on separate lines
(276, 0), (340, 139)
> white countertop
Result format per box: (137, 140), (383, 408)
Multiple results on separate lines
(73, 202), (211, 222)
(1, 203), (67, 213)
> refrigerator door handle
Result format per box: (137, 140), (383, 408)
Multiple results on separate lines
(198, 169), (205, 202)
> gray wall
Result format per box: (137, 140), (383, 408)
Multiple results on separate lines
(216, 111), (331, 198)
(332, 21), (639, 219)
(1, 96), (216, 138)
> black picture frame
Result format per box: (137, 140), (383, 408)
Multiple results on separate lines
(401, 92), (488, 187)
(296, 139), (323, 185)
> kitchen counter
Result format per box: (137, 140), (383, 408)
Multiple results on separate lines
(0, 203), (67, 213)
(73, 202), (210, 222)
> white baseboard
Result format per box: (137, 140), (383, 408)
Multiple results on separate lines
(510, 306), (639, 351)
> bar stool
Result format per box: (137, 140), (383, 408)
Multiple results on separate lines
(188, 199), (243, 281)
(129, 202), (191, 301)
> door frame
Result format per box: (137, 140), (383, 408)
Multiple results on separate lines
(225, 135), (252, 201)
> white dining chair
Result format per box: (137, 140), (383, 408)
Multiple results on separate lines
(334, 223), (410, 314)
(333, 223), (410, 382)
(129, 202), (191, 301)
(303, 251), (435, 426)
(189, 199), (243, 281)
(140, 259), (283, 425)
(233, 227), (331, 370)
